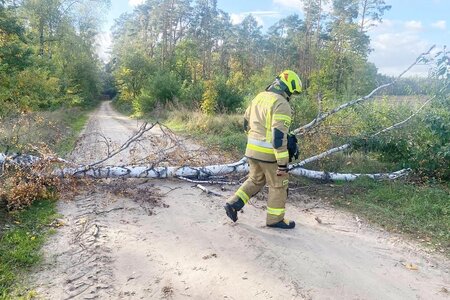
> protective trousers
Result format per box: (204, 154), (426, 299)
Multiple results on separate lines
(227, 158), (289, 225)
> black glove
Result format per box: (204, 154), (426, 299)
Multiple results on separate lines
(287, 133), (299, 162)
(277, 165), (288, 176)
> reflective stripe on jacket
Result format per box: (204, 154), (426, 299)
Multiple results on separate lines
(244, 91), (292, 166)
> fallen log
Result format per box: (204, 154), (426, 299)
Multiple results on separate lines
(0, 154), (410, 182)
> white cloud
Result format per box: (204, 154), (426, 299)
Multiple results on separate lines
(96, 31), (112, 62)
(431, 20), (446, 30)
(230, 13), (245, 25)
(369, 20), (431, 76)
(273, 0), (333, 13)
(404, 20), (423, 31)
(273, 0), (303, 11)
(230, 11), (281, 27)
(129, 0), (144, 7)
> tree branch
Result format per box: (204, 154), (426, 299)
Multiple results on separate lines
(292, 45), (436, 136)
(73, 122), (157, 174)
(290, 83), (447, 169)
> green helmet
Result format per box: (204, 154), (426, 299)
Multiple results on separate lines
(278, 70), (302, 95)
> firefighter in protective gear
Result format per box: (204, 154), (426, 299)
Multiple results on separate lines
(224, 70), (302, 229)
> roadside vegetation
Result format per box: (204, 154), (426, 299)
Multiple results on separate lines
(0, 200), (59, 299)
(288, 177), (449, 256)
(1, 1), (105, 297)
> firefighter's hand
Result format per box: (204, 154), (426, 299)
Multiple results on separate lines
(276, 165), (288, 176)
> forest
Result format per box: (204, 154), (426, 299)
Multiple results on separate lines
(107, 0), (448, 183)
(0, 0), (449, 297)
(2, 0), (448, 180)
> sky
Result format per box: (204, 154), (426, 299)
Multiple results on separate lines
(97, 0), (449, 77)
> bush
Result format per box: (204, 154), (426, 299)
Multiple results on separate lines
(0, 69), (61, 114)
(352, 91), (450, 181)
(216, 77), (244, 113)
(244, 66), (277, 102)
(146, 71), (181, 104)
(200, 76), (244, 114)
(133, 92), (157, 115)
(0, 165), (59, 211)
(133, 71), (182, 114)
(180, 80), (204, 108)
(201, 80), (218, 115)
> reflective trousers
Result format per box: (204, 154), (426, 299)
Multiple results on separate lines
(227, 158), (289, 225)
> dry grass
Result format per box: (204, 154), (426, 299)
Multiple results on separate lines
(0, 108), (89, 156)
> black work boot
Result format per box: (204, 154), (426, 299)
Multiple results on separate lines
(267, 219), (296, 229)
(224, 198), (245, 222)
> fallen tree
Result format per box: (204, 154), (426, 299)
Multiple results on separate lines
(0, 46), (448, 183)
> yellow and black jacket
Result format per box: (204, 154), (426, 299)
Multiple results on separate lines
(244, 90), (292, 166)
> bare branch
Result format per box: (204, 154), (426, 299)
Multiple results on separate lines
(177, 176), (239, 185)
(76, 122), (157, 171)
(290, 167), (411, 181)
(290, 83), (447, 169)
(292, 45), (436, 136)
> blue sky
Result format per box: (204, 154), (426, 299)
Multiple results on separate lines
(98, 0), (449, 76)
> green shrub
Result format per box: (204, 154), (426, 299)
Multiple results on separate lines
(136, 71), (181, 114)
(180, 80), (204, 107)
(216, 77), (244, 113)
(352, 92), (450, 181)
(201, 80), (218, 115)
(133, 92), (157, 115)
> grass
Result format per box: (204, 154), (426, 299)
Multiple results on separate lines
(297, 177), (450, 256)
(0, 199), (58, 299)
(344, 180), (449, 253)
(0, 107), (92, 157)
(162, 108), (247, 158)
(55, 109), (90, 156)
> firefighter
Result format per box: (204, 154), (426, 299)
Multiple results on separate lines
(224, 70), (302, 229)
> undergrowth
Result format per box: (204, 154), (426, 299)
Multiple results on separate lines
(0, 105), (92, 298)
(0, 107), (91, 157)
(163, 108), (247, 158)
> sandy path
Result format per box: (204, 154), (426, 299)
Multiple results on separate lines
(31, 101), (449, 300)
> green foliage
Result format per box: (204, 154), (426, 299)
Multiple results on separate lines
(351, 91), (450, 181)
(180, 80), (204, 108)
(0, 68), (61, 115)
(0, 200), (58, 297)
(290, 93), (319, 130)
(132, 70), (182, 114)
(201, 80), (218, 115)
(109, 0), (397, 141)
(0, 0), (106, 117)
(165, 108), (246, 155)
(114, 50), (155, 102)
(216, 76), (244, 113)
(146, 71), (181, 104)
(243, 66), (276, 103)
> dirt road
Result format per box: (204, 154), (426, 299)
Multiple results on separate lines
(31, 102), (449, 299)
